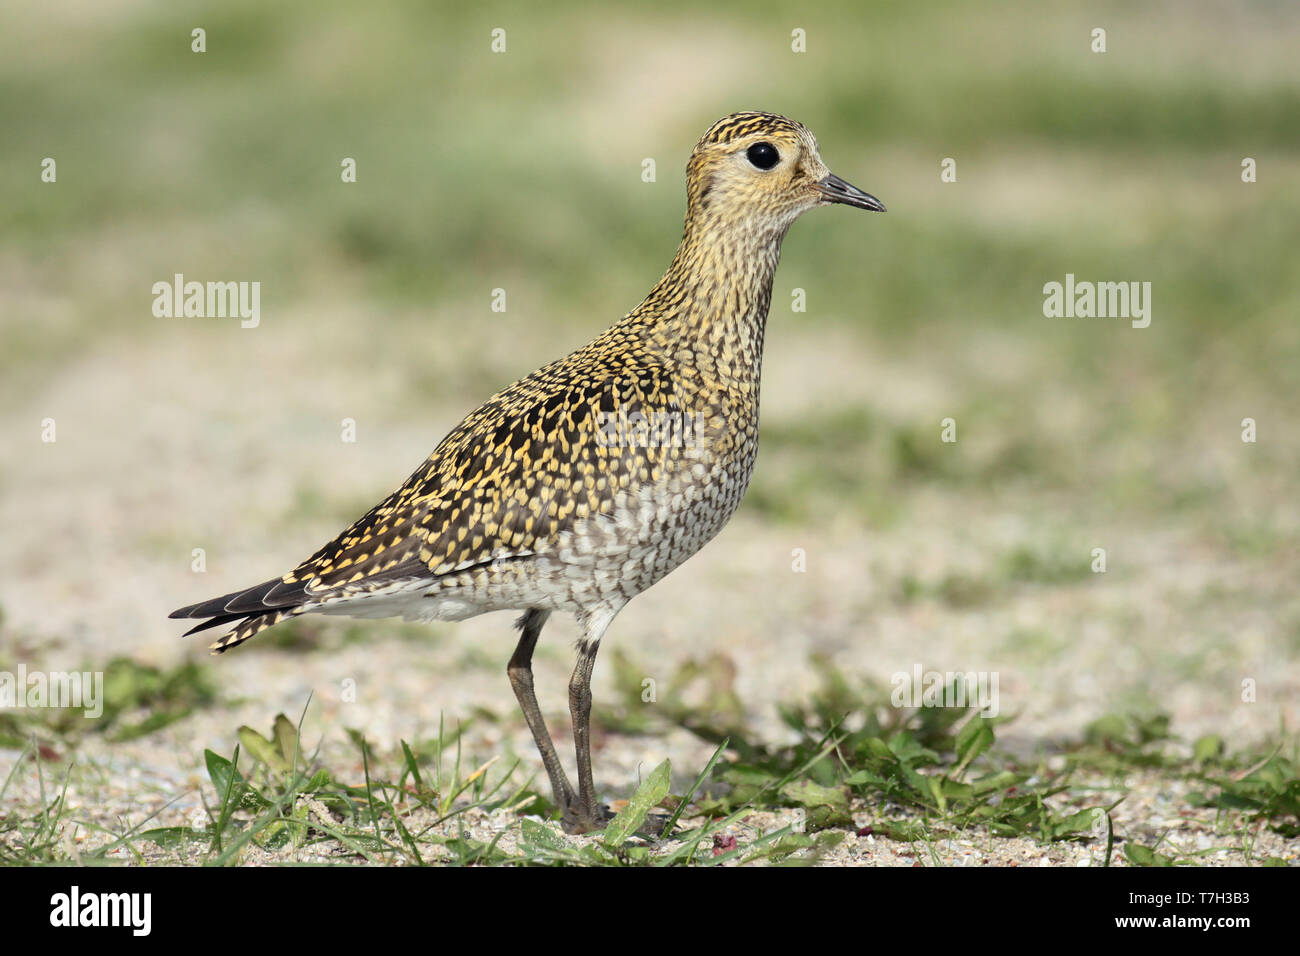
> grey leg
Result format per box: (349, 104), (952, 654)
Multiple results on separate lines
(566, 608), (616, 833)
(507, 609), (576, 815)
(567, 640), (600, 831)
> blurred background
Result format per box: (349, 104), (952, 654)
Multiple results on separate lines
(1, 0), (1297, 803)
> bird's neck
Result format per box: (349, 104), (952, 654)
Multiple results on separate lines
(628, 218), (787, 388)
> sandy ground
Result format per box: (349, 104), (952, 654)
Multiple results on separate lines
(1, 291), (1296, 865)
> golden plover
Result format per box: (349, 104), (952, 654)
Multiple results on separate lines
(171, 111), (885, 832)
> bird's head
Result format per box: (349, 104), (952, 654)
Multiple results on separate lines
(684, 111), (885, 237)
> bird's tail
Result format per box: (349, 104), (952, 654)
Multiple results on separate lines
(209, 607), (305, 654)
(170, 577), (309, 654)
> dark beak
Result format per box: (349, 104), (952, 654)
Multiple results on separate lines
(816, 172), (886, 212)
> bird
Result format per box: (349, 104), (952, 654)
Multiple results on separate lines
(170, 111), (885, 833)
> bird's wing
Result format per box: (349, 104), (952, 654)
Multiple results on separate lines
(284, 354), (686, 587)
(171, 350), (693, 649)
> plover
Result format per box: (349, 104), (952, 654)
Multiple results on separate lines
(171, 111), (885, 832)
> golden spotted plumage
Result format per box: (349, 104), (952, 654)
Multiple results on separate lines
(170, 111), (885, 830)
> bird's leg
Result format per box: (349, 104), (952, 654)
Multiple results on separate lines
(566, 625), (608, 834)
(507, 609), (576, 816)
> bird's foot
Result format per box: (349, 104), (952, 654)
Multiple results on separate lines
(560, 800), (612, 835)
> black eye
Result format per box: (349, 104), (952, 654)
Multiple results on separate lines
(746, 142), (779, 170)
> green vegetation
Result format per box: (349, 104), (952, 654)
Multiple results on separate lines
(0, 657), (217, 747)
(2, 657), (1294, 865)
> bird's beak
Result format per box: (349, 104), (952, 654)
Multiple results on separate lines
(816, 172), (886, 212)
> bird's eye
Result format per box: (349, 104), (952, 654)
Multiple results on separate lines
(746, 142), (780, 170)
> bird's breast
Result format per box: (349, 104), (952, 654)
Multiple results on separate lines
(533, 387), (760, 608)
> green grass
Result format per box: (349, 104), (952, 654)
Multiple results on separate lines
(0, 656), (217, 748)
(3, 656), (1294, 866)
(4, 4), (1297, 364)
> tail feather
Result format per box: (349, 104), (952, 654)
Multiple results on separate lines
(171, 576), (310, 652)
(169, 576), (306, 620)
(181, 612), (245, 637)
(208, 607), (306, 655)
(171, 563), (428, 652)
